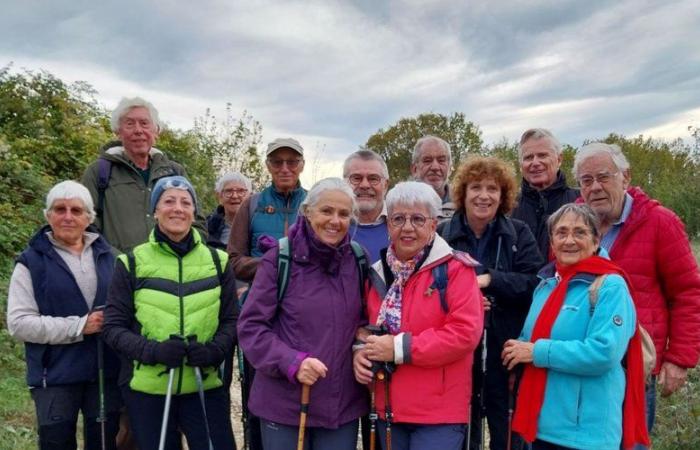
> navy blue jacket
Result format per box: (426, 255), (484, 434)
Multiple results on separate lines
(438, 212), (543, 346)
(511, 171), (579, 260)
(205, 205), (227, 249)
(16, 225), (120, 387)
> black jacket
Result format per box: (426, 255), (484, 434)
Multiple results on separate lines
(205, 205), (228, 250)
(437, 212), (543, 345)
(511, 171), (579, 260)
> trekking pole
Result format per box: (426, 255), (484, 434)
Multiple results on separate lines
(480, 307), (491, 450)
(465, 408), (471, 450)
(236, 345), (250, 450)
(297, 384), (311, 450)
(381, 364), (394, 450)
(96, 332), (107, 450)
(158, 367), (176, 450)
(506, 371), (516, 450)
(369, 366), (380, 450)
(188, 335), (214, 450)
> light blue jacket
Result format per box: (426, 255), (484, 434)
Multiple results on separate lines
(519, 261), (636, 450)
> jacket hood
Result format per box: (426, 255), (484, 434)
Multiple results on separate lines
(26, 224), (111, 257)
(103, 145), (164, 160)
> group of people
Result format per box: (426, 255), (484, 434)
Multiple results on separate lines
(6, 97), (700, 450)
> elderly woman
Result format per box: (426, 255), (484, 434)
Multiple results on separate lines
(501, 204), (649, 450)
(437, 156), (543, 450)
(237, 177), (368, 450)
(102, 176), (237, 450)
(353, 181), (483, 450)
(7, 180), (121, 449)
(207, 171), (252, 249)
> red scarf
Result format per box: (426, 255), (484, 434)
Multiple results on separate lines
(512, 256), (649, 449)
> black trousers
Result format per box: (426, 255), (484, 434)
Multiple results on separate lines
(122, 386), (235, 450)
(30, 381), (122, 450)
(531, 439), (576, 450)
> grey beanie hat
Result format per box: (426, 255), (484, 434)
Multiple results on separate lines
(150, 176), (198, 213)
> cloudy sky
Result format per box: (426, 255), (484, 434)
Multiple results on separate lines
(2, 0), (699, 184)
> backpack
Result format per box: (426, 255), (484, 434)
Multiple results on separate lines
(588, 275), (657, 379)
(368, 260), (449, 313)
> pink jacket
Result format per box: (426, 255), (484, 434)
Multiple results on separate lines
(366, 236), (483, 424)
(610, 187), (700, 373)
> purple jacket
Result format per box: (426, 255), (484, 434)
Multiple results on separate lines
(237, 216), (368, 428)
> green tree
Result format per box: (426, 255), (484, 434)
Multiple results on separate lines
(192, 105), (269, 191)
(365, 112), (483, 184)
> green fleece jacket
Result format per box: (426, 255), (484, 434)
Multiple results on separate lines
(81, 145), (205, 253)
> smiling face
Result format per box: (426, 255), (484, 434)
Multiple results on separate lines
(388, 203), (437, 261)
(411, 141), (451, 195)
(520, 137), (562, 190)
(217, 181), (250, 218)
(345, 158), (388, 220)
(550, 212), (599, 266)
(305, 189), (353, 247)
(464, 177), (501, 226)
(577, 152), (630, 225)
(154, 188), (195, 242)
(267, 147), (305, 193)
(46, 198), (91, 247)
(117, 106), (159, 161)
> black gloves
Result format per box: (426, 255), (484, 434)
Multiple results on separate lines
(153, 338), (188, 368)
(186, 341), (225, 368)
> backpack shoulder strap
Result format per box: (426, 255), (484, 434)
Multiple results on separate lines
(208, 246), (223, 284)
(276, 237), (292, 303)
(126, 250), (137, 289)
(96, 157), (113, 221)
(350, 241), (369, 296)
(587, 274), (608, 315)
(431, 261), (449, 313)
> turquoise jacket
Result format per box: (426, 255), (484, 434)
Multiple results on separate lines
(519, 261), (636, 450)
(249, 184), (306, 257)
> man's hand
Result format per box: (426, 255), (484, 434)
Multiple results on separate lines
(658, 361), (687, 397)
(83, 310), (104, 335)
(501, 339), (534, 371)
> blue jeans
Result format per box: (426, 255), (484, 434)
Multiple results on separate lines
(633, 376), (657, 450)
(260, 418), (358, 450)
(377, 421), (466, 450)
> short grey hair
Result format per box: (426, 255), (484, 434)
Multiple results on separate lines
(301, 177), (358, 218)
(518, 128), (562, 161)
(111, 97), (162, 133)
(573, 142), (630, 178)
(412, 135), (452, 165)
(342, 149), (389, 179)
(44, 180), (95, 223)
(385, 181), (441, 218)
(215, 171), (252, 193)
(547, 203), (601, 241)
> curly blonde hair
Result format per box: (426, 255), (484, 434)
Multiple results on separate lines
(451, 156), (517, 216)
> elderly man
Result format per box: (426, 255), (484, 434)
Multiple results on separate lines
(511, 128), (579, 260)
(411, 135), (456, 218)
(206, 171), (252, 249)
(82, 97), (202, 253)
(227, 137), (306, 450)
(227, 137), (306, 281)
(574, 142), (700, 447)
(344, 149), (389, 263)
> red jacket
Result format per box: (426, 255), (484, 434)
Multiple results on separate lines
(610, 187), (700, 373)
(366, 236), (483, 424)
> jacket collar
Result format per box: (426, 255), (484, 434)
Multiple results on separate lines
(520, 170), (570, 199)
(444, 211), (516, 241)
(29, 224), (111, 257)
(370, 234), (453, 283)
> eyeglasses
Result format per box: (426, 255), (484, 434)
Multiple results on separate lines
(221, 188), (248, 198)
(577, 171), (618, 188)
(51, 205), (87, 216)
(389, 213), (429, 228)
(347, 174), (384, 186)
(552, 228), (592, 242)
(267, 158), (303, 169)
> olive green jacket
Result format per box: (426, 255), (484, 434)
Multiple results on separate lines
(81, 145), (206, 253)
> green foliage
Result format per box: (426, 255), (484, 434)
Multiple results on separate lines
(597, 134), (700, 237)
(654, 368), (700, 450)
(365, 112), (483, 185)
(191, 105), (269, 192)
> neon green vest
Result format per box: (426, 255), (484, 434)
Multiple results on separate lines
(118, 230), (228, 395)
